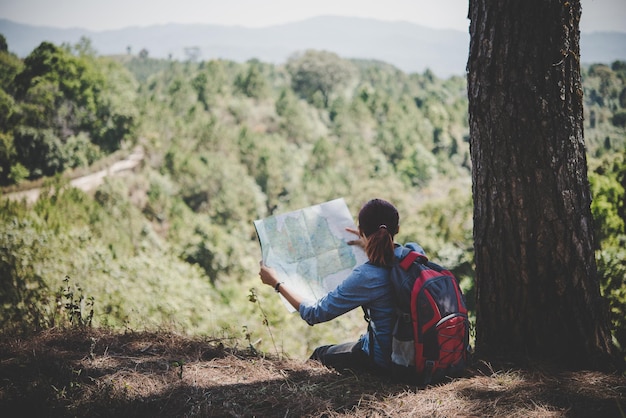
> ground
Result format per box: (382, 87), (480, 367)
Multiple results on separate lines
(0, 328), (624, 417)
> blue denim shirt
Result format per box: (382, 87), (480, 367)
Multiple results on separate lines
(299, 242), (424, 368)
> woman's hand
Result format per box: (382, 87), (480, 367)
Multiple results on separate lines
(258, 260), (303, 311)
(345, 227), (365, 249)
(259, 261), (279, 287)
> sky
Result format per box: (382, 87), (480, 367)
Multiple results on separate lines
(1, 0), (625, 33)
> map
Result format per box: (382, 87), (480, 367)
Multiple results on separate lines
(254, 198), (368, 311)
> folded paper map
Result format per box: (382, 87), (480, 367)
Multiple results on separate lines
(254, 198), (368, 311)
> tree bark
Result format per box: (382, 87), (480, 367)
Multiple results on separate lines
(467, 0), (618, 370)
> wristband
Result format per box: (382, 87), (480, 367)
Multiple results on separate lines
(274, 282), (284, 293)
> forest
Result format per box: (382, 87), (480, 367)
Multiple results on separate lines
(1, 34), (625, 363)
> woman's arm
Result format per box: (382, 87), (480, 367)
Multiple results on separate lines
(259, 261), (304, 311)
(258, 228), (368, 318)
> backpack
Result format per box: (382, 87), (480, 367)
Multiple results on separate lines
(389, 246), (470, 385)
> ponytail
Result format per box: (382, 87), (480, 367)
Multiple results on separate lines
(366, 225), (395, 266)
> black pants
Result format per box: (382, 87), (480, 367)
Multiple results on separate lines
(309, 341), (387, 375)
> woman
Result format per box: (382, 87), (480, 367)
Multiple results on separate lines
(259, 198), (424, 374)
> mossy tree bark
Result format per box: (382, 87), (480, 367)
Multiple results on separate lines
(467, 0), (618, 370)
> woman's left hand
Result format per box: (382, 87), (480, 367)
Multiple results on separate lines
(345, 227), (365, 248)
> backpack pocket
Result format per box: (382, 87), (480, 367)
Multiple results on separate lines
(391, 312), (414, 367)
(435, 313), (468, 371)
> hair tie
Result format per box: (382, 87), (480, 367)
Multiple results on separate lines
(379, 224), (387, 230)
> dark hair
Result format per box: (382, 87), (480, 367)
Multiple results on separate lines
(358, 199), (399, 266)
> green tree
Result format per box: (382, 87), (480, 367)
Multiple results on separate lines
(71, 36), (98, 57)
(275, 88), (312, 144)
(234, 59), (270, 99)
(5, 41), (137, 183)
(13, 127), (63, 177)
(0, 38), (24, 182)
(0, 43), (22, 93)
(613, 110), (626, 128)
(286, 50), (356, 108)
(0, 130), (17, 183)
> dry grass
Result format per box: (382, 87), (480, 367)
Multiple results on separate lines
(1, 328), (624, 417)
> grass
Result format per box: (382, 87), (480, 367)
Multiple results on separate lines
(1, 328), (624, 417)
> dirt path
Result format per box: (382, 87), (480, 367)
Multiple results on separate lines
(2, 147), (145, 204)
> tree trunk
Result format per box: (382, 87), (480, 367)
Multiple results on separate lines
(467, 0), (617, 370)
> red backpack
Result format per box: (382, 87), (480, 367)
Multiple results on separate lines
(389, 246), (470, 385)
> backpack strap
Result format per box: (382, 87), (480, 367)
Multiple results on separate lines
(362, 307), (376, 363)
(399, 249), (428, 270)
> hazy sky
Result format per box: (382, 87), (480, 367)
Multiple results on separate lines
(1, 0), (625, 33)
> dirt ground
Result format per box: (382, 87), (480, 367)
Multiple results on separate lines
(1, 328), (624, 417)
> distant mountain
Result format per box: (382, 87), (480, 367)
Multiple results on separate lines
(1, 16), (625, 78)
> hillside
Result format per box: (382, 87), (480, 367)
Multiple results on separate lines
(1, 328), (624, 417)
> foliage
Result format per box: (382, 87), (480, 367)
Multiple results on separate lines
(0, 39), (137, 185)
(1, 38), (624, 364)
(597, 247), (626, 356)
(0, 42), (22, 93)
(286, 50), (357, 108)
(589, 154), (625, 245)
(583, 61), (626, 155)
(59, 275), (94, 328)
(0, 179), (232, 335)
(0, 209), (53, 332)
(613, 110), (626, 128)
(590, 151), (626, 360)
(234, 59), (271, 99)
